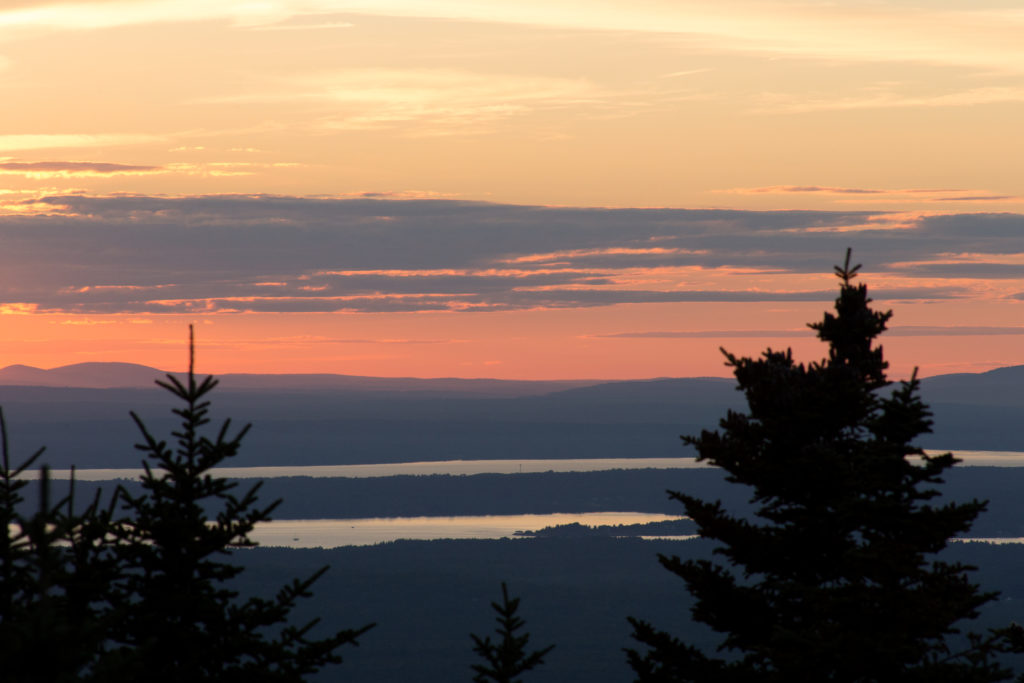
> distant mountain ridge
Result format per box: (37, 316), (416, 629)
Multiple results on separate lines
(916, 364), (1024, 407)
(2, 361), (1024, 402)
(0, 361), (1023, 468)
(0, 362), (600, 398)
(0, 362), (169, 389)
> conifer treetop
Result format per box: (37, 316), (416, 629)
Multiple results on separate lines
(628, 252), (1013, 682)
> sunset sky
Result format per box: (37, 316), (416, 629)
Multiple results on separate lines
(2, 0), (1024, 379)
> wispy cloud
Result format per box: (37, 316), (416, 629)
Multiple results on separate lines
(753, 86), (1024, 114)
(202, 68), (604, 134)
(164, 161), (302, 177)
(659, 69), (711, 79)
(158, 334), (454, 345)
(0, 161), (161, 177)
(296, 3), (1024, 74)
(938, 195), (1019, 203)
(723, 186), (1020, 204)
(0, 159), (301, 180)
(886, 255), (1024, 280)
(595, 325), (1024, 340)
(5, 1), (1024, 74)
(593, 329), (810, 339)
(501, 247), (707, 265)
(887, 326), (1024, 336)
(726, 186), (928, 196)
(244, 19), (354, 31)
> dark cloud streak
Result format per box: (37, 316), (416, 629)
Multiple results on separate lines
(0, 161), (160, 175)
(0, 194), (1018, 314)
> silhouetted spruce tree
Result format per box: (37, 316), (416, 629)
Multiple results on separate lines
(0, 412), (124, 683)
(102, 328), (373, 682)
(470, 582), (554, 683)
(628, 251), (1018, 682)
(0, 409), (50, 678)
(0, 329), (371, 681)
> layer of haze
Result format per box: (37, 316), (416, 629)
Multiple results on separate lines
(1, 0), (1022, 378)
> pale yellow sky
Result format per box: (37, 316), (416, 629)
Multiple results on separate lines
(1, 0), (1023, 378)
(0, 0), (1021, 209)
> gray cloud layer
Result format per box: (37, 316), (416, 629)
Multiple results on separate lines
(0, 195), (1020, 314)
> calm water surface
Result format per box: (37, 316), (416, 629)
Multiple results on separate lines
(247, 515), (1024, 548)
(39, 451), (1024, 547)
(48, 450), (1024, 481)
(249, 511), (680, 547)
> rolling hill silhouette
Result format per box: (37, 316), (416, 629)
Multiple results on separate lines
(0, 362), (597, 397)
(0, 362), (165, 388)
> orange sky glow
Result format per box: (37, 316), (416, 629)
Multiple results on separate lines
(2, 0), (1024, 379)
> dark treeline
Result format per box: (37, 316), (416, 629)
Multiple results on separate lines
(520, 518), (699, 537)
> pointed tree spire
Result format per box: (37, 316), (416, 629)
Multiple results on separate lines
(628, 252), (1013, 682)
(470, 582), (554, 683)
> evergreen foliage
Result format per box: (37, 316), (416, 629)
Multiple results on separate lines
(0, 411), (123, 682)
(628, 251), (1020, 682)
(470, 581), (554, 683)
(0, 328), (372, 682)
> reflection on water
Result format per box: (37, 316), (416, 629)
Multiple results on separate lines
(247, 515), (1024, 548)
(46, 458), (708, 481)
(249, 512), (680, 548)
(930, 451), (1024, 467)
(44, 450), (1024, 482)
